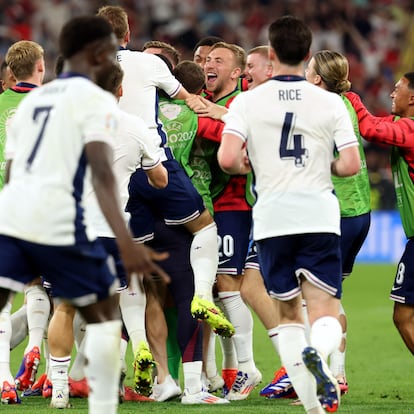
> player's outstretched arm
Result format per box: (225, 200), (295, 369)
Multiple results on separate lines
(86, 141), (170, 286)
(345, 91), (414, 147)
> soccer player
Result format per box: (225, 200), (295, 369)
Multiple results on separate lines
(199, 41), (262, 400)
(193, 36), (224, 71)
(218, 15), (361, 414)
(243, 46), (273, 90)
(0, 15), (169, 413)
(0, 40), (50, 404)
(262, 49), (372, 400)
(305, 50), (371, 393)
(157, 60), (232, 401)
(98, 8), (234, 383)
(345, 73), (414, 357)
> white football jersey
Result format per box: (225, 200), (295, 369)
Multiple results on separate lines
(116, 49), (181, 154)
(85, 110), (162, 238)
(223, 76), (358, 240)
(0, 76), (119, 245)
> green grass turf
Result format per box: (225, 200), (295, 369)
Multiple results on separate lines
(7, 263), (414, 413)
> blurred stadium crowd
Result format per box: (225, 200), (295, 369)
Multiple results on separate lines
(1, 0), (412, 210)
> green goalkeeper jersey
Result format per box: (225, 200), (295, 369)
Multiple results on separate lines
(0, 88), (32, 189)
(158, 96), (215, 215)
(390, 116), (414, 238)
(331, 95), (371, 217)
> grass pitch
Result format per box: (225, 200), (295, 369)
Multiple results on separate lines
(8, 263), (414, 413)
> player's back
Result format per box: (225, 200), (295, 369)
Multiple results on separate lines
(244, 78), (353, 192)
(226, 77), (356, 238)
(0, 76), (119, 245)
(116, 49), (180, 131)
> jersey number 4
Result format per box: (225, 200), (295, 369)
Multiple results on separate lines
(279, 112), (308, 167)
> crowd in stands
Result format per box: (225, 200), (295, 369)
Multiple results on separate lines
(0, 0), (411, 209)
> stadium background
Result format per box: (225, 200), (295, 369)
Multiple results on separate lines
(1, 0), (413, 263)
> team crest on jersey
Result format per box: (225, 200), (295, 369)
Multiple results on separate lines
(159, 103), (182, 120)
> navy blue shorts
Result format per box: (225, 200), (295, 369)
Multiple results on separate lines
(340, 212), (370, 276)
(215, 210), (252, 276)
(99, 237), (127, 291)
(257, 233), (342, 301)
(390, 238), (414, 305)
(0, 235), (118, 306)
(127, 160), (205, 242)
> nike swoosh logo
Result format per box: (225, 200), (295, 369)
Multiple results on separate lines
(218, 258), (230, 265)
(391, 286), (402, 291)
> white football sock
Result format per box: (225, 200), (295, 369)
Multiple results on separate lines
(204, 328), (218, 378)
(191, 223), (218, 301)
(119, 276), (146, 352)
(0, 302), (13, 383)
(278, 323), (322, 412)
(267, 325), (280, 355)
(119, 336), (128, 375)
(84, 320), (121, 414)
(310, 316), (342, 360)
(50, 355), (71, 395)
(214, 297), (237, 370)
(218, 291), (256, 373)
(183, 361), (203, 394)
(68, 313), (87, 380)
(302, 299), (311, 341)
(10, 304), (28, 350)
(330, 303), (346, 377)
(25, 285), (50, 353)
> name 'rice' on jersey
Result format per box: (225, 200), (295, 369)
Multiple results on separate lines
(0, 76), (119, 245)
(223, 76), (358, 241)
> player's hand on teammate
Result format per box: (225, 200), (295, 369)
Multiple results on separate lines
(120, 241), (170, 288)
(186, 95), (228, 120)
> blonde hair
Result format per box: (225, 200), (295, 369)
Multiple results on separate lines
(143, 40), (181, 67)
(97, 5), (129, 41)
(312, 50), (351, 94)
(209, 42), (247, 71)
(5, 40), (44, 81)
(248, 45), (269, 59)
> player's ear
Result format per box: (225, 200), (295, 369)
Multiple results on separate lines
(231, 67), (241, 81)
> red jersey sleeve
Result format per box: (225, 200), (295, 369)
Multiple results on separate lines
(197, 117), (223, 143)
(345, 91), (414, 149)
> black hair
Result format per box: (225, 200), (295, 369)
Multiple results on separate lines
(95, 61), (124, 95)
(404, 72), (414, 90)
(59, 16), (114, 59)
(268, 16), (311, 66)
(54, 55), (65, 76)
(193, 36), (224, 52)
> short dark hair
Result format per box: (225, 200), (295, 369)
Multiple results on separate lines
(404, 72), (414, 90)
(54, 55), (65, 76)
(173, 60), (205, 94)
(193, 36), (224, 52)
(95, 61), (124, 95)
(59, 16), (114, 59)
(268, 16), (311, 65)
